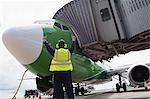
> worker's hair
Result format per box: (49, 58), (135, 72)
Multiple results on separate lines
(58, 39), (65, 48)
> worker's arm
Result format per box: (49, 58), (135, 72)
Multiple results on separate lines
(69, 36), (77, 54)
(43, 37), (55, 57)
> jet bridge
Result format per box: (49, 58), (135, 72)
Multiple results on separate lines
(53, 0), (150, 61)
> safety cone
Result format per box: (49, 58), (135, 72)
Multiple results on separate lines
(38, 95), (41, 99)
(12, 96), (16, 99)
(144, 80), (148, 91)
(144, 86), (148, 91)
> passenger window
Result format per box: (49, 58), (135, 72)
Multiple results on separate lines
(54, 22), (61, 29)
(62, 25), (69, 31)
(100, 8), (111, 22)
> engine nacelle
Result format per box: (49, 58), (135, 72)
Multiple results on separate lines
(127, 65), (150, 87)
(36, 77), (53, 95)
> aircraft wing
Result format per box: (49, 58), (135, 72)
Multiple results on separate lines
(146, 63), (150, 66)
(107, 63), (150, 76)
(107, 63), (150, 87)
(107, 64), (131, 77)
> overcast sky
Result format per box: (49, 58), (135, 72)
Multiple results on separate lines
(0, 0), (72, 98)
(0, 0), (150, 98)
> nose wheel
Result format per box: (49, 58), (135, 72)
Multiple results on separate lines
(116, 74), (127, 92)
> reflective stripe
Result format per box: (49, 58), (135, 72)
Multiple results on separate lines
(54, 49), (70, 62)
(50, 65), (73, 71)
(50, 48), (73, 71)
(53, 60), (70, 62)
(51, 63), (72, 65)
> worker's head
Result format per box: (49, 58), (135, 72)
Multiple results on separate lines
(58, 39), (65, 48)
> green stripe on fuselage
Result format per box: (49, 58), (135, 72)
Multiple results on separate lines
(24, 26), (108, 82)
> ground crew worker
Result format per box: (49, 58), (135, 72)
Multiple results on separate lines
(43, 36), (76, 99)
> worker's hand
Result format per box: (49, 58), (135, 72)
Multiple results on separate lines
(72, 35), (76, 41)
(43, 36), (48, 42)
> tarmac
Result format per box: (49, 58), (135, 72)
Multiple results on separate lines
(79, 89), (150, 99)
(7, 88), (150, 99)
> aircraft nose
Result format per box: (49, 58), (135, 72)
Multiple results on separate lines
(2, 25), (44, 65)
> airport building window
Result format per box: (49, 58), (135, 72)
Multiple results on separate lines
(145, 0), (149, 6)
(127, 1), (132, 14)
(135, 0), (140, 9)
(132, 0), (137, 11)
(121, 4), (127, 17)
(138, 0), (143, 8)
(54, 22), (61, 29)
(129, 0), (134, 13)
(125, 0), (130, 15)
(100, 8), (111, 22)
(141, 0), (146, 7)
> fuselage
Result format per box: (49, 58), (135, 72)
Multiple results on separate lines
(2, 20), (109, 82)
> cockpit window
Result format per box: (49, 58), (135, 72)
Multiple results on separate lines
(54, 22), (70, 31)
(54, 22), (61, 29)
(62, 25), (69, 31)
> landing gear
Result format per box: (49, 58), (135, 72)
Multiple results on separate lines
(80, 87), (85, 95)
(24, 90), (38, 98)
(116, 83), (120, 92)
(123, 83), (127, 92)
(116, 74), (127, 92)
(74, 83), (88, 96)
(75, 83), (80, 96)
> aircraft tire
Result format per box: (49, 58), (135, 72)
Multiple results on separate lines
(75, 87), (79, 96)
(116, 83), (120, 92)
(123, 83), (127, 92)
(80, 87), (85, 95)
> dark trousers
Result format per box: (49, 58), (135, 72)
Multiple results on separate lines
(53, 71), (74, 99)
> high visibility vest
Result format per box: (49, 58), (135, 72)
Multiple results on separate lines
(50, 48), (73, 71)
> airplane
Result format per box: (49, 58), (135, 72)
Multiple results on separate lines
(2, 19), (150, 95)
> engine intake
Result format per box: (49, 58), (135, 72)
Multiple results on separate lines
(128, 65), (150, 86)
(36, 77), (53, 94)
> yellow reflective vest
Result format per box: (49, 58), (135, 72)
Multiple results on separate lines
(49, 48), (73, 71)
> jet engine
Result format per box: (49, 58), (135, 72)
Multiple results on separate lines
(36, 77), (53, 95)
(127, 65), (150, 87)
